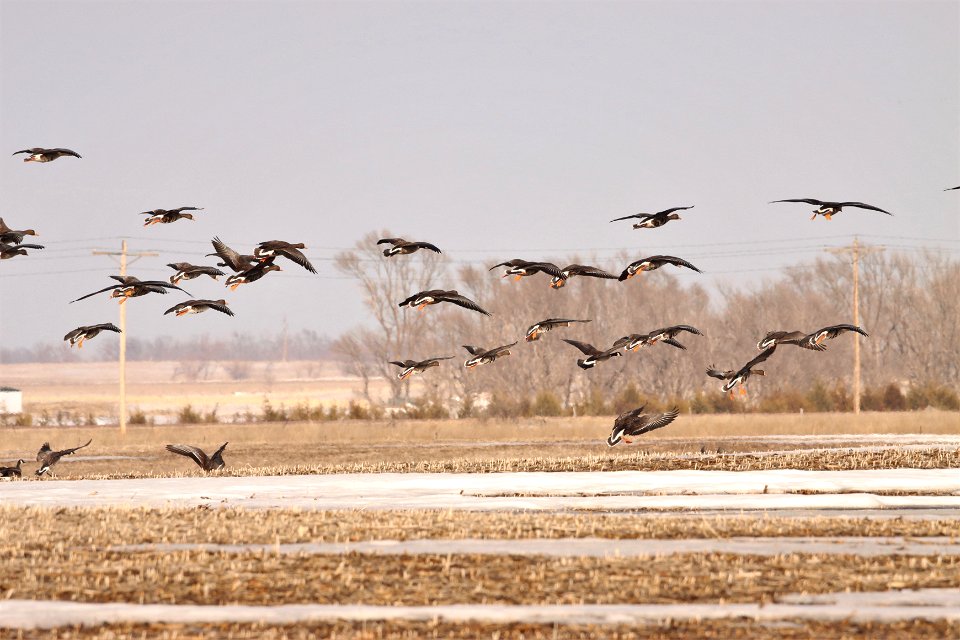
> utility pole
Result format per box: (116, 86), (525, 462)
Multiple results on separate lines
(826, 237), (883, 414)
(281, 316), (289, 362)
(91, 240), (159, 435)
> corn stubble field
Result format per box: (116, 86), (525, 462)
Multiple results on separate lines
(1, 401), (959, 638)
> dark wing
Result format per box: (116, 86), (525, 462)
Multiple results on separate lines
(163, 302), (187, 315)
(167, 262), (194, 271)
(528, 262), (565, 278)
(626, 408), (680, 437)
(610, 212), (654, 223)
(744, 346), (778, 370)
(58, 439), (92, 456)
(571, 265), (617, 279)
(52, 148), (82, 158)
(706, 366), (731, 380)
(12, 149), (39, 155)
(165, 444), (208, 469)
(10, 243), (43, 250)
(614, 405), (647, 427)
(194, 266), (226, 276)
(656, 206), (695, 215)
(462, 345), (486, 356)
(63, 328), (82, 341)
(489, 342), (518, 355)
(210, 237), (250, 272)
(91, 323), (121, 333)
(669, 324), (702, 336)
(839, 202), (893, 216)
(199, 300), (234, 316)
(0, 218), (10, 233)
(651, 255), (701, 272)
(489, 260), (521, 270)
(411, 241), (442, 254)
(439, 293), (492, 316)
(661, 338), (686, 350)
(69, 284), (121, 303)
(140, 281), (192, 296)
(421, 356), (455, 365)
(770, 198), (825, 206)
(377, 238), (404, 245)
(945, 186), (960, 191)
(562, 339), (600, 356)
(389, 360), (417, 368)
(398, 292), (422, 307)
(279, 247), (317, 273)
(171, 207), (202, 213)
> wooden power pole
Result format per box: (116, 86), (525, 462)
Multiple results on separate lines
(92, 240), (159, 435)
(826, 238), (883, 414)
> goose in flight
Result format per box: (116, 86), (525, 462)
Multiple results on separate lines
(377, 238), (442, 257)
(610, 206), (694, 229)
(389, 356), (455, 380)
(462, 343), (517, 368)
(70, 276), (190, 304)
(13, 147), (81, 163)
(0, 242), (44, 259)
(165, 443), (227, 472)
(0, 218), (38, 245)
(524, 318), (591, 342)
(399, 290), (491, 316)
(770, 198), (893, 220)
(63, 323), (121, 349)
(490, 259), (564, 281)
(706, 346), (778, 395)
(167, 262), (226, 285)
(164, 299), (234, 317)
(759, 324), (868, 351)
(141, 207), (202, 226)
(617, 325), (703, 352)
(563, 339), (623, 369)
(36, 439), (92, 476)
(619, 255), (701, 280)
(254, 241), (317, 274)
(607, 406), (680, 446)
(225, 258), (282, 290)
(550, 264), (618, 289)
(207, 237), (258, 273)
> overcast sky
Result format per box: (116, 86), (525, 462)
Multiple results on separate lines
(1, 0), (957, 355)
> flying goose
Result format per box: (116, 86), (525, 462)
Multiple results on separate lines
(462, 342), (517, 368)
(36, 439), (92, 476)
(758, 324), (868, 351)
(165, 443), (227, 472)
(63, 323), (121, 348)
(550, 264), (618, 289)
(946, 186), (960, 191)
(167, 262), (226, 285)
(70, 276), (190, 304)
(615, 325), (702, 352)
(399, 290), (491, 316)
(706, 346), (778, 395)
(562, 339), (624, 369)
(619, 255), (701, 280)
(607, 406), (680, 446)
(770, 198), (893, 220)
(0, 460), (25, 479)
(490, 259), (564, 281)
(164, 299), (234, 317)
(0, 218), (38, 245)
(524, 318), (591, 342)
(224, 258), (281, 290)
(377, 238), (442, 257)
(207, 237), (259, 273)
(610, 206), (694, 229)
(254, 241), (317, 274)
(389, 356), (455, 380)
(0, 242), (44, 259)
(13, 148), (81, 163)
(141, 207), (202, 226)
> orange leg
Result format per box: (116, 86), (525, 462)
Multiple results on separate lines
(824, 213), (833, 220)
(417, 303), (429, 311)
(230, 283), (241, 291)
(810, 212), (818, 220)
(176, 309), (190, 317)
(629, 345), (640, 352)
(118, 297), (127, 305)
(77, 337), (84, 349)
(623, 437), (633, 444)
(513, 275), (522, 282)
(739, 386), (747, 396)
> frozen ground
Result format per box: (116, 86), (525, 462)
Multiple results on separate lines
(113, 536), (960, 558)
(3, 469), (959, 513)
(3, 589), (959, 629)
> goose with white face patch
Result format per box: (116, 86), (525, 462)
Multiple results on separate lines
(618, 255), (701, 281)
(389, 356), (455, 380)
(63, 323), (121, 349)
(610, 205), (694, 229)
(141, 207), (202, 226)
(607, 406), (680, 446)
(770, 198), (893, 221)
(36, 439), (92, 477)
(167, 262), (226, 285)
(524, 318), (591, 342)
(164, 299), (234, 318)
(12, 147), (81, 163)
(377, 237), (442, 257)
(398, 289), (491, 316)
(489, 259), (564, 282)
(706, 346), (779, 396)
(462, 343), (517, 368)
(549, 264), (618, 289)
(563, 339), (624, 370)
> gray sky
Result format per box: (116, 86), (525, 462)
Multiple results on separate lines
(1, 0), (958, 354)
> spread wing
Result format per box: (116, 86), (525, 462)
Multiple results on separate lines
(398, 292), (423, 307)
(53, 148), (82, 158)
(165, 444), (209, 469)
(571, 265), (617, 279)
(411, 241), (442, 254)
(280, 248), (317, 273)
(91, 323), (121, 333)
(377, 238), (404, 245)
(389, 360), (417, 368)
(462, 345), (486, 356)
(421, 356), (455, 365)
(488, 342), (518, 356)
(840, 202), (893, 216)
(744, 346), (778, 370)
(528, 262), (564, 278)
(69, 284), (121, 303)
(59, 439), (92, 456)
(610, 212), (654, 223)
(656, 206), (695, 215)
(210, 237), (252, 272)
(626, 408), (680, 436)
(562, 339), (600, 356)
(439, 292), (492, 316)
(706, 366), (731, 380)
(650, 255), (701, 272)
(770, 198), (825, 206)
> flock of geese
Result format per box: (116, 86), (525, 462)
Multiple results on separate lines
(2, 148), (957, 477)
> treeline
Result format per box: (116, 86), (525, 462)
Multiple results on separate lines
(0, 330), (332, 363)
(333, 232), (960, 414)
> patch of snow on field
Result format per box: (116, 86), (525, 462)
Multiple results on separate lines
(2, 589), (959, 629)
(2, 469), (959, 512)
(112, 536), (960, 558)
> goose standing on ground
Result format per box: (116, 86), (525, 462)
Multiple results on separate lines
(770, 198), (893, 220)
(562, 339), (624, 369)
(399, 290), (491, 316)
(13, 148), (81, 163)
(619, 255), (701, 280)
(607, 406), (680, 446)
(0, 243), (44, 259)
(167, 262), (226, 285)
(164, 299), (234, 317)
(525, 318), (591, 342)
(377, 238), (442, 257)
(165, 443), (227, 472)
(490, 259), (564, 281)
(462, 343), (517, 368)
(36, 439), (92, 476)
(70, 276), (190, 304)
(389, 356), (455, 380)
(610, 206), (694, 229)
(0, 218), (38, 245)
(550, 264), (618, 289)
(224, 258), (281, 290)
(141, 207), (202, 226)
(706, 346), (778, 396)
(0, 460), (25, 479)
(758, 324), (868, 351)
(254, 241), (317, 273)
(64, 323), (121, 348)
(207, 237), (258, 273)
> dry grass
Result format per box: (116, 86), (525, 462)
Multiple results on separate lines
(10, 619), (958, 640)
